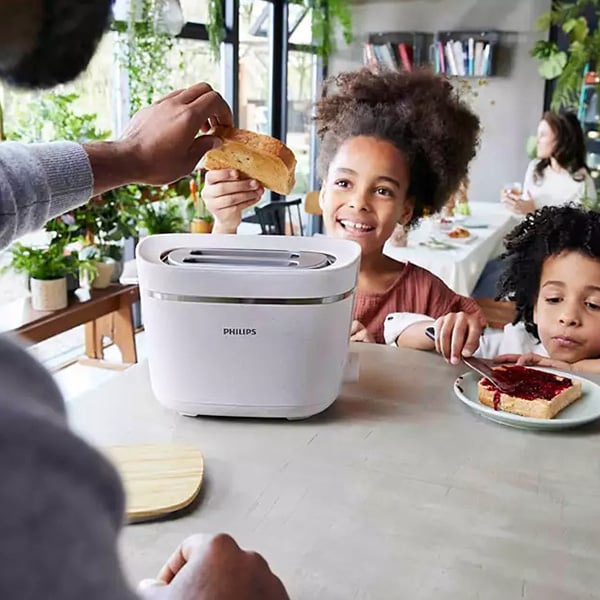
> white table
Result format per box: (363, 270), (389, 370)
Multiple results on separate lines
(384, 202), (517, 295)
(69, 343), (600, 600)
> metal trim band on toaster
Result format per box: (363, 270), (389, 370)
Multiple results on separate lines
(145, 288), (355, 306)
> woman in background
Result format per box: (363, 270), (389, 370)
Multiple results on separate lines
(502, 110), (596, 216)
(473, 110), (597, 298)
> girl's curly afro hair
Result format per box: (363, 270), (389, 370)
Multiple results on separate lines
(498, 204), (600, 338)
(313, 67), (480, 226)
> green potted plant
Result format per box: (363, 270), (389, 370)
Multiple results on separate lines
(8, 242), (81, 310)
(78, 245), (115, 289)
(138, 198), (186, 235)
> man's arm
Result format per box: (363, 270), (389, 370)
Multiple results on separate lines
(0, 141), (93, 249)
(0, 335), (138, 600)
(0, 82), (232, 251)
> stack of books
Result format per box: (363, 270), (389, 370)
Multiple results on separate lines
(362, 41), (419, 72)
(434, 38), (492, 77)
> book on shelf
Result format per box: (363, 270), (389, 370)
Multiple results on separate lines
(362, 42), (414, 72)
(434, 37), (492, 77)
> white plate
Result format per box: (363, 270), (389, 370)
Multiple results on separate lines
(419, 239), (455, 250)
(445, 232), (477, 244)
(453, 368), (600, 430)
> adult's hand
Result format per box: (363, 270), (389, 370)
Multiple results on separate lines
(85, 82), (233, 195)
(137, 533), (289, 600)
(502, 192), (535, 216)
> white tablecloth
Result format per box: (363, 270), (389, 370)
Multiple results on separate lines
(384, 202), (517, 296)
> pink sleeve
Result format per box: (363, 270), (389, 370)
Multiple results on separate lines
(415, 268), (482, 319)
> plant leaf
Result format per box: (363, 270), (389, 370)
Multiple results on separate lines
(563, 16), (589, 43)
(535, 11), (553, 31)
(538, 51), (568, 79)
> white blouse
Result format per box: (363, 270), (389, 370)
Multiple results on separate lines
(523, 159), (597, 209)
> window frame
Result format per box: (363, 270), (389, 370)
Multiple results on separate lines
(113, 0), (324, 201)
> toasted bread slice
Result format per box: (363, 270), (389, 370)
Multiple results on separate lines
(204, 127), (296, 195)
(478, 366), (582, 419)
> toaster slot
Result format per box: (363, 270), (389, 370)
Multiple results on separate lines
(183, 256), (300, 268)
(164, 248), (334, 269)
(190, 249), (300, 260)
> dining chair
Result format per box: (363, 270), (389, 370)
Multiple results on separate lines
(254, 198), (304, 236)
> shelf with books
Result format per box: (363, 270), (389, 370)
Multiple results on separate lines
(434, 31), (499, 78)
(364, 31), (433, 73)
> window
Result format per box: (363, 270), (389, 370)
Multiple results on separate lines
(287, 50), (317, 194)
(167, 38), (222, 91)
(180, 0), (210, 23)
(288, 5), (312, 45)
(0, 32), (116, 139)
(238, 0), (271, 133)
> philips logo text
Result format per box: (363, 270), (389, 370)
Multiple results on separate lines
(223, 328), (257, 336)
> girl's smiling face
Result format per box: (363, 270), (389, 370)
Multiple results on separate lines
(319, 136), (414, 257)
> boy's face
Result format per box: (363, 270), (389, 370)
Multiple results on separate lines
(534, 251), (600, 363)
(319, 136), (414, 257)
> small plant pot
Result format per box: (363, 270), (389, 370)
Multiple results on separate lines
(92, 259), (116, 289)
(30, 277), (68, 311)
(190, 218), (213, 234)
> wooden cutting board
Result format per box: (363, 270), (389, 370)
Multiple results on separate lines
(103, 444), (204, 523)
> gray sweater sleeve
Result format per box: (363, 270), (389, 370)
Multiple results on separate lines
(0, 141), (93, 250)
(0, 335), (139, 600)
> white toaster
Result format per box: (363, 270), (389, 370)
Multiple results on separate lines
(136, 234), (361, 419)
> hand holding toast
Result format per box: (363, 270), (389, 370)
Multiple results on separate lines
(137, 533), (289, 600)
(202, 170), (264, 234)
(86, 82), (233, 195)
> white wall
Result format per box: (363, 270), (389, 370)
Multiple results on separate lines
(329, 0), (552, 202)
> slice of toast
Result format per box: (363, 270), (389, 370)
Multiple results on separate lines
(204, 126), (297, 195)
(477, 365), (582, 419)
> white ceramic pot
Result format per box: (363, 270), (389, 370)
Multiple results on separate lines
(30, 277), (68, 311)
(92, 259), (116, 289)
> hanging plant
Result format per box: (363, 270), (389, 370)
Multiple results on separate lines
(280, 0), (352, 63)
(207, 0), (226, 61)
(207, 0), (353, 64)
(114, 0), (175, 116)
(307, 0), (353, 62)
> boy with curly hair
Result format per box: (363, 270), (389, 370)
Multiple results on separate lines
(422, 205), (600, 373)
(203, 68), (484, 344)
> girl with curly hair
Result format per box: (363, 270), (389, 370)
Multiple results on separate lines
(432, 205), (600, 373)
(203, 68), (483, 345)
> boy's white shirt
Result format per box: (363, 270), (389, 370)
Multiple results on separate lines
(383, 312), (549, 358)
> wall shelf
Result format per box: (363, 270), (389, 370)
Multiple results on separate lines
(363, 29), (503, 78)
